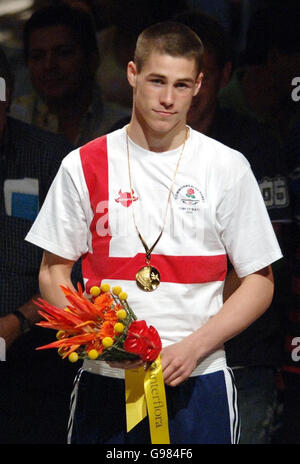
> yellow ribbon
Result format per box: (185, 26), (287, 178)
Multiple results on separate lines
(125, 355), (170, 444)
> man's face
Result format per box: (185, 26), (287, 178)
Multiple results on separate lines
(27, 24), (88, 101)
(187, 50), (224, 128)
(128, 52), (202, 134)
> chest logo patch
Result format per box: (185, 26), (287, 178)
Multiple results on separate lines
(174, 185), (205, 212)
(115, 189), (138, 208)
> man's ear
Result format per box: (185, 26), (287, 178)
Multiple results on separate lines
(193, 72), (203, 96)
(127, 61), (137, 88)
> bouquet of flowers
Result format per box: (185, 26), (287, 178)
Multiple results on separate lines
(35, 283), (162, 363)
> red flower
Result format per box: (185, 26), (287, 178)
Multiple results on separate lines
(187, 188), (194, 196)
(123, 320), (162, 362)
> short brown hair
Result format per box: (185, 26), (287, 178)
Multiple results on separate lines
(134, 21), (204, 75)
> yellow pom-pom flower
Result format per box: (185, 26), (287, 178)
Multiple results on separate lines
(114, 322), (125, 333)
(116, 309), (127, 320)
(101, 283), (110, 293)
(90, 285), (100, 297)
(88, 349), (99, 360)
(118, 291), (128, 301)
(112, 285), (122, 295)
(56, 330), (65, 339)
(102, 336), (114, 348)
(68, 352), (79, 363)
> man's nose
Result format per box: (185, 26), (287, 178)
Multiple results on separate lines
(159, 85), (175, 108)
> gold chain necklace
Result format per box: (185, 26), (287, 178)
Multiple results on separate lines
(126, 126), (189, 291)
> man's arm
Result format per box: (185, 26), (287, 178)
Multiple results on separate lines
(161, 265), (274, 386)
(39, 250), (76, 307)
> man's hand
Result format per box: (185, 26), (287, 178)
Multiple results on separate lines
(106, 340), (199, 387)
(160, 337), (199, 387)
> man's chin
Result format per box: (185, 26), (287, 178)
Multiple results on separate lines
(149, 118), (183, 134)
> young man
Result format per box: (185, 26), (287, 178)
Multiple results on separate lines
(26, 22), (282, 444)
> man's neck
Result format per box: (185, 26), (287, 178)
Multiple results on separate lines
(127, 115), (188, 153)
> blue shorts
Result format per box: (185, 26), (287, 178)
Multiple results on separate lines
(67, 368), (240, 444)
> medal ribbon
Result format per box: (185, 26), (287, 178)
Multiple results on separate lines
(125, 355), (170, 444)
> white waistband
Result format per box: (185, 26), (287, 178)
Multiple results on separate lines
(82, 349), (227, 378)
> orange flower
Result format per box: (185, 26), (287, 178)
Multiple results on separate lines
(94, 293), (114, 310)
(103, 309), (118, 323)
(99, 320), (115, 339)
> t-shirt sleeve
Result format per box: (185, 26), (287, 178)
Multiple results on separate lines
(217, 165), (283, 278)
(25, 149), (89, 261)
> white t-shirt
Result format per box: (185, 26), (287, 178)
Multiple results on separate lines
(26, 127), (282, 377)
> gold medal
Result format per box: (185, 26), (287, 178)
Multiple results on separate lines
(136, 265), (161, 292)
(126, 126), (188, 291)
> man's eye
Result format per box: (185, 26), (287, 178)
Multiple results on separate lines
(151, 79), (163, 85)
(176, 83), (189, 89)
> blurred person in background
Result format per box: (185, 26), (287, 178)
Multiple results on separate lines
(219, 5), (300, 144)
(10, 4), (130, 146)
(0, 46), (79, 444)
